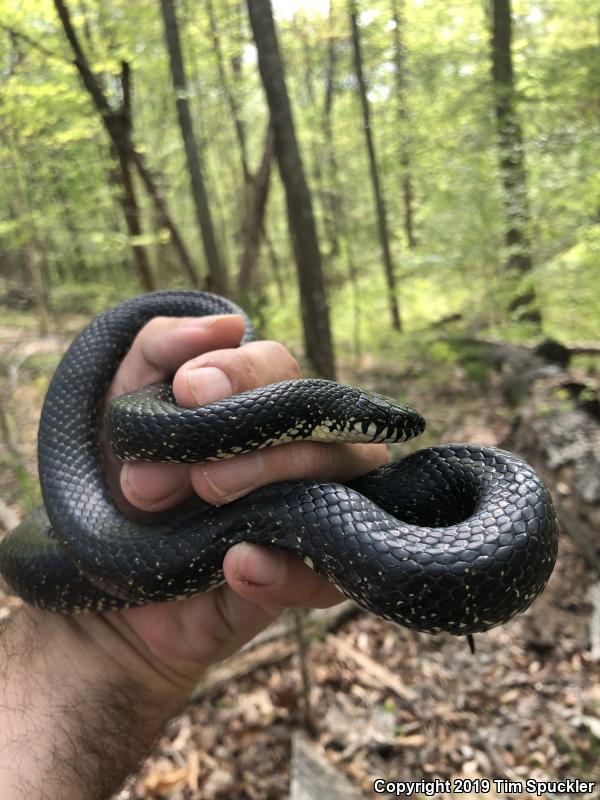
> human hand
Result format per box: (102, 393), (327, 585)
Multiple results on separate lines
(96, 313), (388, 699)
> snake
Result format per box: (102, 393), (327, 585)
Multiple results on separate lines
(0, 291), (558, 634)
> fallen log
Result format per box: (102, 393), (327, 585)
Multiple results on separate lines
(477, 331), (600, 568)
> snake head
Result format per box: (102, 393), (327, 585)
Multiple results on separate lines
(337, 387), (426, 444)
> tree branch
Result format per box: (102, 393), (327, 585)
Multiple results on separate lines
(53, 0), (113, 122)
(0, 22), (64, 63)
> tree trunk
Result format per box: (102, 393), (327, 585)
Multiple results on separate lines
(55, 0), (154, 291)
(298, 18), (339, 258)
(324, 1), (361, 360)
(129, 148), (201, 288)
(349, 1), (401, 331)
(489, 0), (540, 324)
(206, 0), (250, 184)
(208, 0), (279, 290)
(53, 0), (201, 289)
(159, 0), (228, 295)
(238, 123), (275, 295)
(111, 63), (153, 292)
(1, 131), (52, 333)
(391, 0), (417, 249)
(247, 0), (336, 379)
(52, 172), (89, 280)
(96, 139), (142, 283)
(322, 3), (344, 256)
(114, 135), (155, 292)
(264, 232), (285, 301)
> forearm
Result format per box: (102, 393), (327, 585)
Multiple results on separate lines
(0, 607), (191, 800)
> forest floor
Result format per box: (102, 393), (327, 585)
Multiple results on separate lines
(0, 315), (599, 800)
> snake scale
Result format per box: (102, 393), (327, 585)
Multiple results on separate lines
(0, 291), (558, 634)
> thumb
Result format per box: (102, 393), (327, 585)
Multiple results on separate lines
(223, 543), (343, 611)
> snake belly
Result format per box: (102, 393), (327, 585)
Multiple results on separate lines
(0, 291), (558, 633)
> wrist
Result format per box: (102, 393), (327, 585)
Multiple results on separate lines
(0, 606), (191, 799)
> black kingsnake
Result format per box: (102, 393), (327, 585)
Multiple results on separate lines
(0, 291), (558, 634)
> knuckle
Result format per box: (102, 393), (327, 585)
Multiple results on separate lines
(138, 316), (170, 339)
(192, 347), (261, 393)
(271, 442), (329, 479)
(190, 340), (300, 394)
(281, 444), (309, 476)
(227, 347), (263, 391)
(262, 340), (301, 378)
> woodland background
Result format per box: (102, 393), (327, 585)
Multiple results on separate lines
(1, 0), (598, 363)
(1, 0), (600, 798)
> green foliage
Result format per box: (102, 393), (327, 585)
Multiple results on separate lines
(540, 225), (600, 342)
(50, 280), (138, 316)
(0, 0), (597, 349)
(11, 464), (40, 512)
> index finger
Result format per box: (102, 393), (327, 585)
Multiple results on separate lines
(106, 314), (246, 401)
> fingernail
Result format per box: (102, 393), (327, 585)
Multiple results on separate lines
(200, 452), (265, 503)
(187, 366), (232, 405)
(233, 543), (283, 585)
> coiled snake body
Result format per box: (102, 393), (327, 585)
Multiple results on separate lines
(0, 291), (558, 634)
